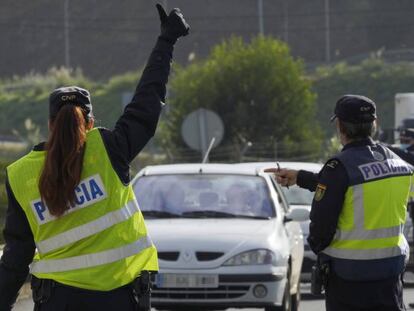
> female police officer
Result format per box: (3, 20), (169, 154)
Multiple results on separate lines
(0, 4), (189, 310)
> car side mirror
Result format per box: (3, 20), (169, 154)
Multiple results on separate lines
(284, 207), (310, 223)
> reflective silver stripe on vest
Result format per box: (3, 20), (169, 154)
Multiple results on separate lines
(335, 224), (403, 240)
(36, 199), (140, 254)
(30, 235), (153, 274)
(326, 183), (407, 260)
(352, 184), (364, 230)
(333, 184), (403, 242)
(323, 243), (407, 260)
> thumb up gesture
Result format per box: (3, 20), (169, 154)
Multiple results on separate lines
(156, 3), (190, 44)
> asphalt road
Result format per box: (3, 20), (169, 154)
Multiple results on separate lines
(13, 284), (414, 311)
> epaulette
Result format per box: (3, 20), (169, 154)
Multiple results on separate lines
(325, 159), (339, 169)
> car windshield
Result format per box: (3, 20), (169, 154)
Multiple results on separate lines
(133, 174), (275, 219)
(282, 185), (314, 206)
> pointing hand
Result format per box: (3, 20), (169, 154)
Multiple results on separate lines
(264, 167), (298, 187)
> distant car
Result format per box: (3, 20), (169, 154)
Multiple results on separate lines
(238, 162), (323, 282)
(132, 163), (307, 311)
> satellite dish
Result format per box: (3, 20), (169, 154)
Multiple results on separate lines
(181, 108), (224, 159)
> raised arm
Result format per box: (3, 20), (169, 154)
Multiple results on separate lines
(99, 4), (189, 183)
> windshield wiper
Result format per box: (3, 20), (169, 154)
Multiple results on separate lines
(181, 210), (237, 218)
(230, 214), (271, 220)
(142, 210), (182, 218)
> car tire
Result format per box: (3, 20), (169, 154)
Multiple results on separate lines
(291, 280), (300, 311)
(265, 266), (292, 311)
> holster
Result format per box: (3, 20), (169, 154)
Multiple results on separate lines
(31, 276), (54, 305)
(133, 271), (152, 311)
(310, 257), (329, 296)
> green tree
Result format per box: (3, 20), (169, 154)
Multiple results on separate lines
(0, 67), (95, 138)
(0, 159), (11, 243)
(0, 68), (145, 139)
(312, 57), (414, 137)
(162, 36), (322, 162)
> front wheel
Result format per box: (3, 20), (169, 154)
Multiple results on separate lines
(291, 280), (300, 311)
(265, 267), (292, 311)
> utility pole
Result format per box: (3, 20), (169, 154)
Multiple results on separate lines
(258, 0), (264, 35)
(283, 0), (289, 43)
(64, 0), (70, 68)
(324, 0), (331, 63)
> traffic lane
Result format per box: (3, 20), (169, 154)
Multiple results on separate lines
(14, 286), (414, 311)
(231, 286), (414, 311)
(227, 283), (325, 311)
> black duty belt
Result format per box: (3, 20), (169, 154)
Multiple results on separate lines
(31, 271), (152, 311)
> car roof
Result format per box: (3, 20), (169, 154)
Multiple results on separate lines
(135, 161), (323, 179)
(137, 163), (262, 177)
(236, 161), (323, 172)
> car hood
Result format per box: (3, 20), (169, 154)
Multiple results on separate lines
(146, 218), (287, 269)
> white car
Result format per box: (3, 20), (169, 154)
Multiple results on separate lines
(132, 163), (307, 311)
(237, 162), (323, 282)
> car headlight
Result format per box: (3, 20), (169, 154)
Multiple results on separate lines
(223, 249), (278, 266)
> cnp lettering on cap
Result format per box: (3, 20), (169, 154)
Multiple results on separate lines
(61, 95), (77, 101)
(31, 174), (108, 225)
(359, 159), (410, 181)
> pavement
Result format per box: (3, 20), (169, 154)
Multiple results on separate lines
(13, 282), (414, 311)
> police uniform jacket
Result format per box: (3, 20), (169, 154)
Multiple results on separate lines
(0, 37), (174, 310)
(297, 138), (410, 281)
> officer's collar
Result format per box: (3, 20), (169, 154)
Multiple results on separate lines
(33, 142), (46, 151)
(342, 137), (375, 151)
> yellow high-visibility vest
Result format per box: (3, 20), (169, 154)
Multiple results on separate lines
(323, 144), (412, 260)
(7, 128), (158, 290)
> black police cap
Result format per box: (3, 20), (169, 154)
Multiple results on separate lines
(400, 128), (414, 139)
(49, 86), (93, 119)
(330, 95), (377, 124)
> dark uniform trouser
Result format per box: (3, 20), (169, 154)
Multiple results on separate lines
(325, 272), (405, 311)
(34, 283), (138, 311)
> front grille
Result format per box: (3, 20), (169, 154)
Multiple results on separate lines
(152, 285), (250, 300)
(196, 252), (224, 261)
(158, 252), (180, 261)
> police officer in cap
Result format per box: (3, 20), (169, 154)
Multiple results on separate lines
(389, 128), (414, 166)
(0, 4), (189, 311)
(266, 95), (412, 311)
(390, 127), (414, 309)
(388, 128), (414, 271)
(400, 128), (414, 155)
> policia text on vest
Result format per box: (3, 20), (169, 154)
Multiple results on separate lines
(32, 174), (106, 224)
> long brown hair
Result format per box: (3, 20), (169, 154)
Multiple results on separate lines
(39, 105), (90, 217)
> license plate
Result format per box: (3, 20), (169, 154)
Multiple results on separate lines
(155, 274), (219, 288)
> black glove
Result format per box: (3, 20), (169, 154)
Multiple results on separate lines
(156, 3), (190, 44)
